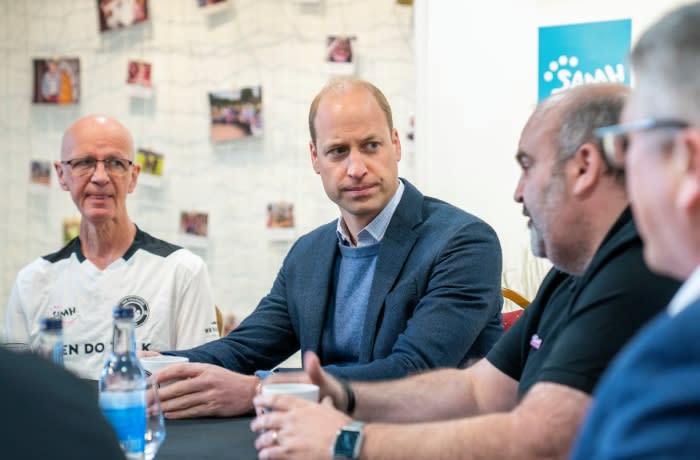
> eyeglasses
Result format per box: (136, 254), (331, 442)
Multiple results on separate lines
(61, 157), (134, 176)
(593, 118), (689, 166)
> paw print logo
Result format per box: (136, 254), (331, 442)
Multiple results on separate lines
(543, 55), (579, 82)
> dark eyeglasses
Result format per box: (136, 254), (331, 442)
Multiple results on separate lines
(61, 157), (134, 177)
(593, 118), (689, 166)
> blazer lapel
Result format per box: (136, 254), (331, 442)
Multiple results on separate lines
(358, 180), (423, 361)
(298, 224), (339, 356)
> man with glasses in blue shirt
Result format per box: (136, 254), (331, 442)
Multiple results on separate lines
(572, 4), (700, 458)
(4, 114), (219, 379)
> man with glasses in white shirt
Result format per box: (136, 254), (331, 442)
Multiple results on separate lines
(4, 114), (219, 379)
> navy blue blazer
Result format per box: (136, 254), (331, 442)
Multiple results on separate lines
(173, 180), (503, 380)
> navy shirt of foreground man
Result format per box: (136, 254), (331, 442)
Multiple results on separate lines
(0, 346), (125, 460)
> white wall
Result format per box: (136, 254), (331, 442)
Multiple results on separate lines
(414, 0), (690, 298)
(0, 0), (416, 327)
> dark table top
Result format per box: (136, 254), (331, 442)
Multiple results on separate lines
(85, 379), (259, 459)
(157, 415), (258, 460)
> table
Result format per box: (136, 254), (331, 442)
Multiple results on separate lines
(85, 380), (259, 459)
(157, 416), (258, 460)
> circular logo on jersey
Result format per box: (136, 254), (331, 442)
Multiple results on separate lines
(118, 295), (150, 328)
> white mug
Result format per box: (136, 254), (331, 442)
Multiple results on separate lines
(141, 355), (189, 386)
(261, 383), (320, 403)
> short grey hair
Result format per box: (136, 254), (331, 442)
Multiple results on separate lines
(631, 3), (700, 124)
(556, 86), (629, 183)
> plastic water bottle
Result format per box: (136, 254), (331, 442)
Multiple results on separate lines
(99, 306), (147, 460)
(33, 317), (64, 366)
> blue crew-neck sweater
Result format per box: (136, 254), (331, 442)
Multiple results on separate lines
(322, 241), (381, 365)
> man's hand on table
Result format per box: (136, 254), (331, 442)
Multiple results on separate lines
(155, 363), (258, 418)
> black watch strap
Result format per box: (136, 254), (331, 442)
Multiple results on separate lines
(339, 379), (356, 415)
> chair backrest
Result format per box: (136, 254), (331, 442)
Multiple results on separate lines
(501, 288), (531, 332)
(215, 306), (224, 337)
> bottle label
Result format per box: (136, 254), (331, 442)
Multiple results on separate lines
(100, 390), (146, 454)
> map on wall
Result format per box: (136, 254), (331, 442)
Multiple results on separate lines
(538, 19), (631, 101)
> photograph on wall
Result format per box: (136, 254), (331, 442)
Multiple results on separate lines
(30, 160), (51, 186)
(136, 148), (163, 176)
(208, 86), (263, 142)
(127, 60), (152, 87)
(325, 35), (356, 75)
(32, 58), (80, 104)
(179, 211), (209, 237)
(97, 0), (149, 33)
(326, 35), (355, 63)
(538, 19), (631, 101)
(63, 218), (81, 243)
(197, 0), (228, 8)
(135, 148), (163, 187)
(126, 60), (153, 98)
(267, 202), (294, 229)
(406, 114), (415, 142)
(267, 201), (296, 242)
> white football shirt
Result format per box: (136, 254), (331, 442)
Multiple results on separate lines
(4, 228), (220, 379)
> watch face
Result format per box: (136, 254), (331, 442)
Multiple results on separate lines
(335, 430), (362, 457)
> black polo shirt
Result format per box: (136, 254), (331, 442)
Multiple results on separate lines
(487, 208), (680, 396)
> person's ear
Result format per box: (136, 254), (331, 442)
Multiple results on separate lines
(570, 142), (603, 197)
(128, 162), (140, 193)
(675, 128), (700, 213)
(310, 141), (320, 174)
(54, 161), (69, 191)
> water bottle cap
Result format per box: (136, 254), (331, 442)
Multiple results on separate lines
(40, 317), (62, 331)
(112, 305), (135, 319)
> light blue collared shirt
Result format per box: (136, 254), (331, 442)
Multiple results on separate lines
(336, 180), (405, 247)
(668, 264), (700, 316)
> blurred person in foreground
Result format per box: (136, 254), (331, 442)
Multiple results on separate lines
(250, 83), (681, 460)
(4, 114), (219, 379)
(152, 77), (504, 418)
(571, 3), (700, 458)
(0, 345), (124, 459)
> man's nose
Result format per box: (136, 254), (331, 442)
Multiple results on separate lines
(347, 149), (368, 178)
(513, 175), (525, 203)
(90, 161), (110, 182)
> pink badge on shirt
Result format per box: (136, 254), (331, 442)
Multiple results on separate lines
(530, 334), (542, 350)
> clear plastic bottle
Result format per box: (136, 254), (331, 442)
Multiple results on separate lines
(33, 317), (64, 366)
(99, 306), (146, 460)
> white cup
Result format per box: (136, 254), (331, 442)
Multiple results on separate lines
(261, 383), (320, 403)
(141, 355), (189, 386)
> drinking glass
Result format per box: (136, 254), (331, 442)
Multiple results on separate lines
(145, 377), (166, 460)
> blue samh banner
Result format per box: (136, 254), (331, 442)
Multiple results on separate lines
(538, 19), (632, 101)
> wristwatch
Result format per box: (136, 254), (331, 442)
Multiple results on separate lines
(332, 421), (365, 459)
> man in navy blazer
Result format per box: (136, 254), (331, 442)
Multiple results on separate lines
(154, 78), (503, 418)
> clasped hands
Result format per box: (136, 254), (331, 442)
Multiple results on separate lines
(250, 351), (353, 460)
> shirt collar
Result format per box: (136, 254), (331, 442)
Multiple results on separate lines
(667, 265), (700, 316)
(336, 180), (405, 247)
